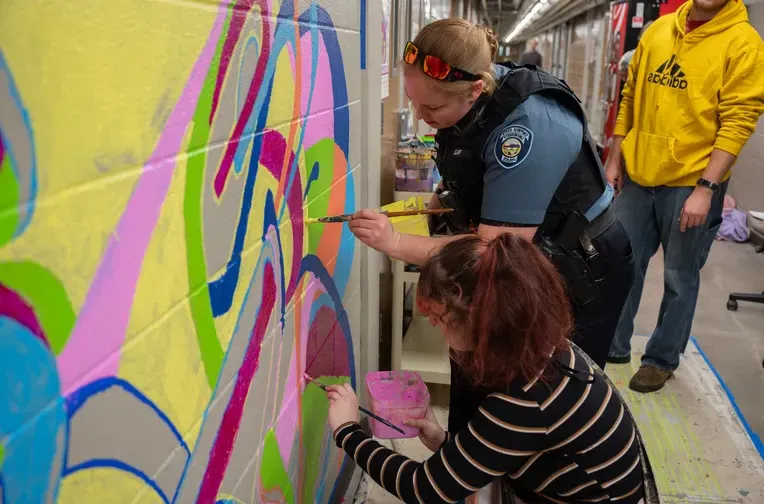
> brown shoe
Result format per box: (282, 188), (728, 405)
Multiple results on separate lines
(629, 366), (673, 393)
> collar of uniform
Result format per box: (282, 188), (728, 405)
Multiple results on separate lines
(451, 94), (491, 137)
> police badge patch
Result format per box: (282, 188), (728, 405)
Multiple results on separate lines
(494, 124), (533, 169)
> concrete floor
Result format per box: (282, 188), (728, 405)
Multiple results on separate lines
(634, 240), (764, 437)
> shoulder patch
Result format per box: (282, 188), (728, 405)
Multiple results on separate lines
(494, 124), (534, 170)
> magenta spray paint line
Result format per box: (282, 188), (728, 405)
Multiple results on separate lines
(303, 374), (405, 435)
(365, 371), (430, 439)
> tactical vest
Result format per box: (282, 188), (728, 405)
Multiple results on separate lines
(434, 62), (608, 239)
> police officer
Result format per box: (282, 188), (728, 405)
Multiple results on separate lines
(349, 18), (634, 433)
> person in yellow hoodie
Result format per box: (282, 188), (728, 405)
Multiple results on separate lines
(604, 0), (764, 392)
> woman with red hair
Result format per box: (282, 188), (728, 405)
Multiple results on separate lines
(326, 234), (656, 504)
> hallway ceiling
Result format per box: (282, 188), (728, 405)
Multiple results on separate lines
(484, 0), (522, 41)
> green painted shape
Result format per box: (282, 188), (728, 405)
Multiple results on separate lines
(301, 375), (350, 504)
(0, 153), (20, 247)
(260, 429), (295, 504)
(304, 139), (339, 254)
(0, 440), (5, 470)
(181, 12), (234, 389)
(0, 261), (75, 354)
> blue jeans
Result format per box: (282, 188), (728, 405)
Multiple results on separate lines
(608, 178), (727, 371)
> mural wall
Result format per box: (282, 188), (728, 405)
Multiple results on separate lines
(0, 0), (364, 502)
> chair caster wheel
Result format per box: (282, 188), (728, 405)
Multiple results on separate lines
(726, 299), (738, 311)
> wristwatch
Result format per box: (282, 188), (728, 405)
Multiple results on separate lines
(696, 178), (720, 192)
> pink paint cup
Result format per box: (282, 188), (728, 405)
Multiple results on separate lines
(364, 371), (430, 439)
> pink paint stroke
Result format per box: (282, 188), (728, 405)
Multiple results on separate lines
(300, 34), (334, 150)
(213, 0), (270, 196)
(55, 9), (229, 396)
(274, 277), (320, 463)
(196, 262), (277, 503)
(210, 0), (259, 124)
(0, 283), (47, 347)
(0, 133), (6, 168)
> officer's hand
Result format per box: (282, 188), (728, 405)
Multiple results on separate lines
(605, 157), (625, 195)
(348, 209), (401, 256)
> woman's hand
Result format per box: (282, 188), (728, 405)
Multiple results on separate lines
(405, 407), (446, 452)
(327, 383), (359, 433)
(348, 209), (401, 255)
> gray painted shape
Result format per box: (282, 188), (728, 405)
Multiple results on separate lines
(175, 242), (287, 501)
(0, 65), (35, 229)
(203, 13), (263, 276)
(66, 385), (189, 500)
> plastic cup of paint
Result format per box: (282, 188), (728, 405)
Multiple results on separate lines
(364, 370), (430, 439)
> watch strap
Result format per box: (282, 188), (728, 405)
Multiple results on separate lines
(697, 178), (719, 191)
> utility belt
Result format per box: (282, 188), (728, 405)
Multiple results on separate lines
(434, 185), (615, 307)
(536, 205), (615, 307)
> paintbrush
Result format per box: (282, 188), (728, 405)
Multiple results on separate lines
(305, 208), (453, 224)
(303, 373), (406, 435)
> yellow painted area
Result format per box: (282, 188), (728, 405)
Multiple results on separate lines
(384, 197), (430, 237)
(0, 1), (217, 312)
(268, 45), (300, 131)
(58, 468), (165, 504)
(608, 362), (725, 502)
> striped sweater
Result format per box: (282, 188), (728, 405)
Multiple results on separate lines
(334, 346), (644, 504)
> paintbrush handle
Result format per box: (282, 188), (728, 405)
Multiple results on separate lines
(359, 406), (406, 435)
(312, 207), (454, 224)
(383, 208), (454, 218)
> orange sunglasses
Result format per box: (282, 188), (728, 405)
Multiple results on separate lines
(403, 41), (480, 82)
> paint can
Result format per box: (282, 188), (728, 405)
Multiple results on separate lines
(364, 370), (430, 439)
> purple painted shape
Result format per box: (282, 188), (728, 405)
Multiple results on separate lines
(260, 129), (286, 179)
(257, 129), (303, 301)
(55, 9), (229, 396)
(196, 262), (277, 503)
(0, 283), (47, 347)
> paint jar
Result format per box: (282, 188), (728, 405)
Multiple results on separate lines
(394, 148), (436, 192)
(365, 370), (430, 439)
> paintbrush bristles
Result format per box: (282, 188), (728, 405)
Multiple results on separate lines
(303, 373), (327, 391)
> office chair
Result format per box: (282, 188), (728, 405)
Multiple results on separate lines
(727, 216), (764, 311)
(727, 291), (764, 311)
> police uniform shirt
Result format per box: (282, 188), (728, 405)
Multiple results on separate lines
(480, 66), (614, 227)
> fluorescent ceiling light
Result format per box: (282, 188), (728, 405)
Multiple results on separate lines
(504, 0), (547, 43)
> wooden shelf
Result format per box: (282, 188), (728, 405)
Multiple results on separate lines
(401, 316), (451, 385)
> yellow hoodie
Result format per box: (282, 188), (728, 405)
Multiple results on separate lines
(614, 0), (764, 187)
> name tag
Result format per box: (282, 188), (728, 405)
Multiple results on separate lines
(450, 148), (473, 160)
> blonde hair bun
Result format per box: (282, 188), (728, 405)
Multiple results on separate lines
(483, 26), (499, 61)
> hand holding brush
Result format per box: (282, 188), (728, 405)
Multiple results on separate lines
(305, 208), (453, 224)
(304, 373), (405, 435)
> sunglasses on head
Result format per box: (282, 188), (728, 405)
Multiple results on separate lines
(403, 41), (480, 82)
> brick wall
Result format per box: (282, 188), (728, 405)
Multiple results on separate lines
(0, 1), (366, 502)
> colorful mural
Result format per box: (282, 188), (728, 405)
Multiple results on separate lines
(0, 0), (362, 502)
